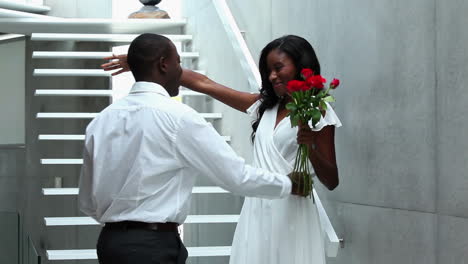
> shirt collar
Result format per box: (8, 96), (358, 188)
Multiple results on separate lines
(129, 82), (170, 98)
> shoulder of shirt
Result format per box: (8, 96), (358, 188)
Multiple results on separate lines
(84, 94), (202, 134)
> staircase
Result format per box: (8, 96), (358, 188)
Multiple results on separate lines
(26, 22), (241, 262)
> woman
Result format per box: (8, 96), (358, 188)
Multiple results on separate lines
(102, 35), (341, 263)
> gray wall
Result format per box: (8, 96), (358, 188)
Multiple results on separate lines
(0, 37), (26, 145)
(0, 36), (26, 264)
(0, 146), (23, 264)
(226, 0), (468, 263)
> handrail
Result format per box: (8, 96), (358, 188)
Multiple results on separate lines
(212, 0), (261, 92)
(313, 189), (342, 257)
(212, 0), (343, 257)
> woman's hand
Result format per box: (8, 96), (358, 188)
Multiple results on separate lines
(101, 54), (129, 76)
(298, 123), (339, 190)
(297, 122), (317, 149)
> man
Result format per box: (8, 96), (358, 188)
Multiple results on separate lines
(79, 33), (302, 264)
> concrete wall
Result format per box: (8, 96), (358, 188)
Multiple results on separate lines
(0, 37), (26, 145)
(0, 36), (26, 264)
(225, 0), (468, 263)
(0, 146), (23, 264)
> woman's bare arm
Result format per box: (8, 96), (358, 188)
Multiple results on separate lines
(297, 124), (339, 190)
(181, 69), (259, 113)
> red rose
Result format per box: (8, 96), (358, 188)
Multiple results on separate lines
(330, 78), (340, 89)
(300, 83), (311, 91)
(301, 68), (314, 79)
(306, 75), (326, 89)
(287, 80), (309, 93)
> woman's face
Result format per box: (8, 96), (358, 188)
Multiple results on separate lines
(266, 48), (297, 98)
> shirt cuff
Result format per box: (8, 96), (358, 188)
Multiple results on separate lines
(278, 174), (292, 198)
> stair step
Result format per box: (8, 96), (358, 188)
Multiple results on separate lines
(34, 89), (205, 97)
(38, 134), (230, 142)
(33, 69), (205, 77)
(42, 186), (229, 196)
(42, 188), (79, 195)
(38, 134), (85, 140)
(37, 113), (98, 119)
(44, 215), (239, 226)
(34, 69), (110, 77)
(0, 18), (187, 35)
(35, 89), (112, 97)
(33, 51), (199, 60)
(47, 246), (231, 260)
(41, 159), (82, 165)
(36, 112), (221, 119)
(0, 1), (50, 14)
(31, 33), (192, 43)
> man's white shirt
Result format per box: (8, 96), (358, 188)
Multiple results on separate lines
(78, 82), (292, 224)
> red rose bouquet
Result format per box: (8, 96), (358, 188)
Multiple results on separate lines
(286, 69), (340, 198)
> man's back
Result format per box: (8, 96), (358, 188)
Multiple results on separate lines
(79, 82), (198, 224)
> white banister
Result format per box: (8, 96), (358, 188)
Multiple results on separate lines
(313, 189), (341, 257)
(212, 0), (261, 92)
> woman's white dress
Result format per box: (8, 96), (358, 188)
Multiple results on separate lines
(229, 101), (342, 264)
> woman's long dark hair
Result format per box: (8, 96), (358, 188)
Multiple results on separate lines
(251, 35), (321, 142)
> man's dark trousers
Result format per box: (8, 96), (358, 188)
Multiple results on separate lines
(97, 222), (188, 264)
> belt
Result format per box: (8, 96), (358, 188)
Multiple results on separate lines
(105, 221), (179, 232)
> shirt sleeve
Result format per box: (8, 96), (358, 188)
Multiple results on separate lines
(174, 111), (291, 199)
(78, 135), (98, 219)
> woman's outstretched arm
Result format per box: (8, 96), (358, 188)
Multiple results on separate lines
(181, 69), (259, 113)
(101, 54), (259, 113)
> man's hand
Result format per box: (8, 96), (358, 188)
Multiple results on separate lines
(101, 54), (129, 76)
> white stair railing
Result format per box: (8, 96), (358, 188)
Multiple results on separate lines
(212, 0), (261, 92)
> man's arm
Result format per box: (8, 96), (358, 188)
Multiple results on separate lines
(78, 137), (97, 218)
(174, 111), (292, 199)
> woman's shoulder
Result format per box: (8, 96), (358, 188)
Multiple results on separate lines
(246, 99), (262, 117)
(311, 103), (342, 131)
